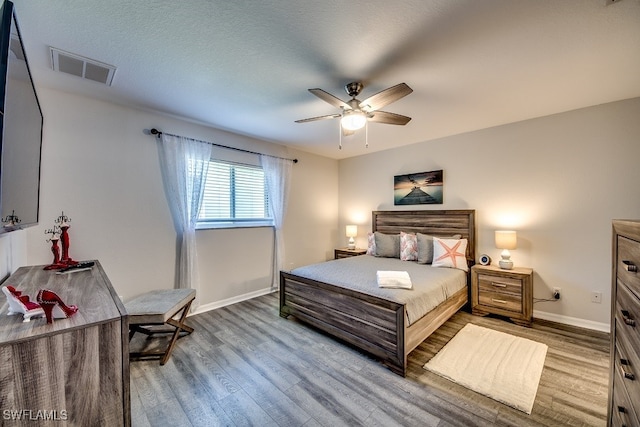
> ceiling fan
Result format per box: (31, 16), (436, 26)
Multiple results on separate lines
(295, 81), (413, 136)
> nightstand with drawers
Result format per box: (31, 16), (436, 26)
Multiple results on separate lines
(471, 264), (533, 327)
(334, 248), (367, 259)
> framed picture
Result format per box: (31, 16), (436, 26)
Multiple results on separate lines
(394, 170), (443, 205)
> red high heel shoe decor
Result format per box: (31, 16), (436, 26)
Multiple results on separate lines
(2, 285), (45, 322)
(36, 289), (79, 324)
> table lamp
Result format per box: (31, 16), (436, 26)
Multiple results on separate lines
(346, 225), (358, 249)
(495, 230), (517, 270)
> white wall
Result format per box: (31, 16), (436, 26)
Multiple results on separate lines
(0, 88), (338, 307)
(339, 97), (640, 329)
(283, 148), (340, 268)
(0, 230), (27, 280)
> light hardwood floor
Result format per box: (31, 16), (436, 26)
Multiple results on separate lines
(130, 292), (610, 427)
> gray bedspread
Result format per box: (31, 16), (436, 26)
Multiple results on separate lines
(289, 255), (466, 326)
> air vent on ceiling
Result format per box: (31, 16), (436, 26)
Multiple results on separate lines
(49, 47), (116, 86)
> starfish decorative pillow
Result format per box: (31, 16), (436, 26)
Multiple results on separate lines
(432, 237), (469, 272)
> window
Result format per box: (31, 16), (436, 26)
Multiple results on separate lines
(197, 160), (272, 228)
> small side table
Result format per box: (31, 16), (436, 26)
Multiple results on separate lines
(334, 248), (367, 259)
(471, 264), (533, 327)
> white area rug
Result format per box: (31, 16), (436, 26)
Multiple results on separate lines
(424, 323), (547, 414)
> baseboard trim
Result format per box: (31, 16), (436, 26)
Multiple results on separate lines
(190, 287), (277, 316)
(533, 309), (610, 333)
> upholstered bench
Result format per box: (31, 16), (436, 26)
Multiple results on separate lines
(125, 288), (195, 365)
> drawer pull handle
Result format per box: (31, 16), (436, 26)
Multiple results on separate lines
(619, 359), (635, 381)
(491, 282), (507, 288)
(492, 298), (507, 304)
(618, 405), (626, 414)
(622, 260), (637, 272)
(621, 310), (636, 327)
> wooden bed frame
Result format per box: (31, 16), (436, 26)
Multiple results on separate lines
(280, 209), (476, 376)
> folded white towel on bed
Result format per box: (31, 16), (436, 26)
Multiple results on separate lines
(376, 270), (413, 289)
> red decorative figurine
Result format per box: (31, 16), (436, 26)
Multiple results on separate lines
(43, 212), (78, 270)
(57, 212), (77, 266)
(44, 226), (65, 270)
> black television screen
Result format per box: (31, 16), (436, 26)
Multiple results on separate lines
(0, 0), (43, 234)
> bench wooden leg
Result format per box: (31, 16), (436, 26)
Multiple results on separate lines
(160, 299), (193, 365)
(166, 318), (194, 334)
(128, 298), (195, 365)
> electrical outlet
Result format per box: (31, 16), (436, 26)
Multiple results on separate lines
(553, 287), (561, 300)
(591, 291), (602, 303)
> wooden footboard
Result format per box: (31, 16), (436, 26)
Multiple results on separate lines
(280, 271), (407, 375)
(280, 271), (468, 376)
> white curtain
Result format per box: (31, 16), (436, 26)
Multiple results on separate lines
(158, 133), (211, 308)
(260, 154), (292, 288)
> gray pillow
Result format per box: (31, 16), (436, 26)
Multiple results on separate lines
(417, 233), (462, 264)
(374, 232), (400, 258)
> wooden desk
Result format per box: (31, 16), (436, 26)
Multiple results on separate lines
(0, 261), (130, 426)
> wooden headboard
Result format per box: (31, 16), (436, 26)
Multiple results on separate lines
(372, 210), (476, 264)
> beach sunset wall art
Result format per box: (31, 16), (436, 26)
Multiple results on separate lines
(393, 170), (443, 205)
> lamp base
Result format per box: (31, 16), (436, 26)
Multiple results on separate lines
(499, 248), (514, 269)
(499, 259), (514, 270)
(348, 237), (355, 250)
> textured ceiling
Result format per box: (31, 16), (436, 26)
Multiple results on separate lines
(10, 0), (640, 159)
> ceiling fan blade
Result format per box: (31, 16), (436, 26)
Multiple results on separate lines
(368, 111), (412, 125)
(308, 88), (351, 110)
(295, 113), (341, 123)
(359, 83), (413, 111)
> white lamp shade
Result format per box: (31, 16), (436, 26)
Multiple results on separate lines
(495, 230), (517, 250)
(341, 111), (367, 131)
(346, 225), (358, 238)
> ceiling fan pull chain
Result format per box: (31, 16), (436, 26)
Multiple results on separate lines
(339, 122), (343, 150)
(365, 121), (369, 148)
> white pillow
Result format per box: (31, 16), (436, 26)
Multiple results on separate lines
(417, 233), (462, 264)
(432, 237), (469, 272)
(366, 232), (376, 255)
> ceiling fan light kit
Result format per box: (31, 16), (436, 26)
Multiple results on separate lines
(341, 110), (367, 131)
(296, 81), (413, 149)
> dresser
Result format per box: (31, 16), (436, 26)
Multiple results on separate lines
(0, 261), (130, 426)
(471, 264), (533, 327)
(609, 221), (640, 426)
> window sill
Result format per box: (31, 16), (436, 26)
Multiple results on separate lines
(196, 221), (274, 230)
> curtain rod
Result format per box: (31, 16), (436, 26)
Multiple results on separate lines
(148, 128), (298, 163)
